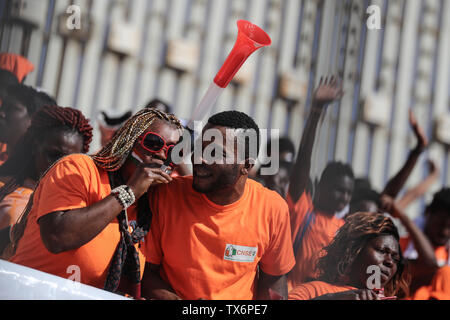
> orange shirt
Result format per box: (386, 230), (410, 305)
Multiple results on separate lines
(0, 180), (33, 229)
(288, 281), (356, 300)
(0, 53), (34, 82)
(0, 143), (7, 166)
(287, 191), (344, 289)
(404, 241), (450, 300)
(143, 176), (295, 300)
(10, 154), (145, 289)
(412, 266), (450, 300)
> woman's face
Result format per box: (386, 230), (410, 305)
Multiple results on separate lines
(34, 130), (84, 178)
(351, 234), (400, 289)
(0, 96), (31, 146)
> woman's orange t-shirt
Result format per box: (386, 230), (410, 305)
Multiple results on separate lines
(289, 281), (356, 300)
(0, 180), (33, 229)
(0, 143), (8, 166)
(287, 191), (344, 289)
(10, 154), (145, 289)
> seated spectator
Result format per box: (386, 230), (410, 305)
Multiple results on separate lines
(289, 212), (410, 300)
(381, 189), (450, 299)
(350, 187), (382, 214)
(0, 84), (56, 165)
(141, 110), (295, 300)
(0, 105), (93, 234)
(254, 136), (295, 198)
(5, 108), (182, 298)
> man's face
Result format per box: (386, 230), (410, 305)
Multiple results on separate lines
(320, 175), (354, 213)
(260, 165), (290, 198)
(425, 210), (450, 247)
(352, 235), (400, 289)
(191, 124), (244, 194)
(0, 95), (31, 146)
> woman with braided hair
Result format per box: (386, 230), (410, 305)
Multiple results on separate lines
(288, 211), (411, 300)
(7, 108), (183, 298)
(0, 105), (92, 232)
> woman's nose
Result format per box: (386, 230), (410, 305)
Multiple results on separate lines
(383, 255), (394, 268)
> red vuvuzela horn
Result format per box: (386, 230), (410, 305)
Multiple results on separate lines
(187, 20), (271, 129)
(214, 20), (272, 88)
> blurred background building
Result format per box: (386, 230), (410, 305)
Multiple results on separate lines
(0, 0), (449, 219)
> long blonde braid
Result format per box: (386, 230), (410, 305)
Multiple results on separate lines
(92, 108), (183, 171)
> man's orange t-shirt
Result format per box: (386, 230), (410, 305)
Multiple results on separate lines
(143, 176), (295, 300)
(10, 154), (145, 289)
(287, 191), (344, 289)
(288, 281), (356, 300)
(0, 180), (33, 229)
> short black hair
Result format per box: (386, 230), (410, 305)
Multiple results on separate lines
(207, 110), (260, 158)
(427, 188), (450, 216)
(0, 69), (19, 87)
(349, 187), (381, 214)
(34, 90), (57, 108)
(145, 98), (172, 114)
(4, 84), (54, 115)
(319, 161), (354, 186)
(266, 136), (295, 158)
(354, 177), (372, 191)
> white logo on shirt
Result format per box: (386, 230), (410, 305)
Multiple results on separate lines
(224, 244), (257, 262)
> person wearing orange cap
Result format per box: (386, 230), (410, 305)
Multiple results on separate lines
(0, 53), (34, 83)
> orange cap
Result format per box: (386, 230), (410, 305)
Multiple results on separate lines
(0, 53), (34, 82)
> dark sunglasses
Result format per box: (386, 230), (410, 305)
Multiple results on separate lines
(138, 131), (175, 158)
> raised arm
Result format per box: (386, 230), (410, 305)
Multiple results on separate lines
(288, 76), (343, 203)
(380, 195), (438, 271)
(396, 159), (440, 210)
(381, 110), (428, 198)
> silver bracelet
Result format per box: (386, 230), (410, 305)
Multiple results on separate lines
(111, 185), (136, 210)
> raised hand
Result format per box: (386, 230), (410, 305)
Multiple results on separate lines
(409, 109), (428, 152)
(312, 76), (344, 108)
(379, 194), (402, 219)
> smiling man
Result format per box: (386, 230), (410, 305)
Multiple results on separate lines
(7, 108), (182, 298)
(141, 110), (295, 300)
